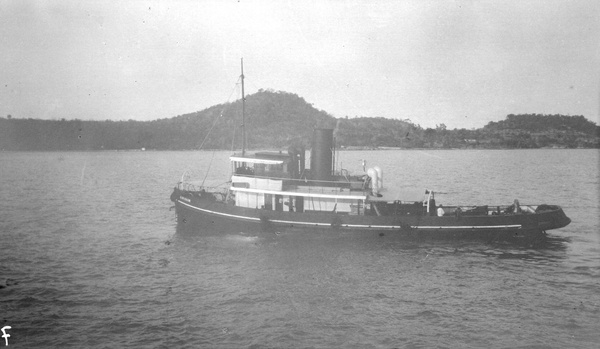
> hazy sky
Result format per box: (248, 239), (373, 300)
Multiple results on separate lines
(2, 0), (599, 129)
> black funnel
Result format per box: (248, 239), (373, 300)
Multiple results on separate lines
(310, 128), (334, 181)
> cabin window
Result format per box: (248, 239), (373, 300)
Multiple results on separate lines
(283, 196), (295, 212)
(264, 194), (273, 210)
(275, 195), (283, 211)
(350, 200), (363, 215)
(295, 196), (304, 213)
(235, 162), (254, 175)
(255, 164), (266, 176)
(263, 163), (285, 177)
(232, 182), (249, 188)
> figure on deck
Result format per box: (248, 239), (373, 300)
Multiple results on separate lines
(437, 204), (445, 217)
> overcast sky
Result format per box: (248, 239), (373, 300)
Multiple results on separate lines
(2, 0), (599, 129)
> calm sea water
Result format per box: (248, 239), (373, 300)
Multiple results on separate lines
(1, 149), (599, 348)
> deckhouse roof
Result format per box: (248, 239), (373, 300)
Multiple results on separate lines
(230, 151), (290, 165)
(229, 156), (284, 165)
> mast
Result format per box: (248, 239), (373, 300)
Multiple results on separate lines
(241, 58), (246, 156)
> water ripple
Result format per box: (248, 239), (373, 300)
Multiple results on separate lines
(1, 150), (599, 348)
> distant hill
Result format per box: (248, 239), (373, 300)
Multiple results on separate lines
(476, 114), (600, 148)
(1, 90), (598, 150)
(0, 90), (335, 151)
(484, 113), (597, 134)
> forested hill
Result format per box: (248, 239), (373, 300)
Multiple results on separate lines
(0, 90), (337, 151)
(1, 90), (598, 150)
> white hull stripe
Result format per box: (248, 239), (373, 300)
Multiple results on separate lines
(177, 200), (522, 230)
(412, 225), (521, 229)
(179, 200), (261, 221)
(229, 187), (367, 200)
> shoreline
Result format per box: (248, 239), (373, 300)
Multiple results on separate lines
(1, 146), (597, 153)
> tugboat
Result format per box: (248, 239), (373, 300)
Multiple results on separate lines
(170, 61), (571, 239)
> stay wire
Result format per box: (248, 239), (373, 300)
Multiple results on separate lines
(197, 77), (241, 151)
(200, 77), (242, 187)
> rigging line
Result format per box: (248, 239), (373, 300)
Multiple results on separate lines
(231, 74), (251, 153)
(244, 76), (262, 93)
(197, 77), (241, 151)
(201, 150), (217, 187)
(199, 77), (242, 187)
(210, 181), (231, 188)
(230, 128), (237, 152)
(198, 112), (223, 151)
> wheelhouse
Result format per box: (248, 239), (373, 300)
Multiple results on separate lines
(228, 151), (367, 214)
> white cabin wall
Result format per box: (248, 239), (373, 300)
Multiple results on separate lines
(256, 193), (265, 209)
(235, 192), (264, 209)
(231, 175), (282, 191)
(302, 197), (352, 213)
(236, 192), (249, 208)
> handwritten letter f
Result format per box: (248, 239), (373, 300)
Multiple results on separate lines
(1, 326), (10, 346)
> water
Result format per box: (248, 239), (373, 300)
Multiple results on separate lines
(1, 149), (599, 348)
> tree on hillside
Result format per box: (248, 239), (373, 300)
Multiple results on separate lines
(1, 95), (598, 150)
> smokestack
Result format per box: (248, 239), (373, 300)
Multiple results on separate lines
(310, 128), (334, 181)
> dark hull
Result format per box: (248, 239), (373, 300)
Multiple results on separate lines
(171, 190), (571, 240)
